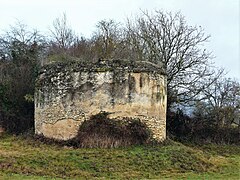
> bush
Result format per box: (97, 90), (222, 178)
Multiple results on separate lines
(167, 109), (240, 144)
(71, 112), (152, 148)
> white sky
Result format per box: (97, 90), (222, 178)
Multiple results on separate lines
(0, 0), (239, 79)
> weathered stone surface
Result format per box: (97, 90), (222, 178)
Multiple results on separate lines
(35, 60), (167, 141)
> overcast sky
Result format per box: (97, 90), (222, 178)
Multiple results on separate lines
(0, 0), (239, 79)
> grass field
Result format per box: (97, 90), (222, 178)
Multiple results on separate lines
(0, 134), (239, 179)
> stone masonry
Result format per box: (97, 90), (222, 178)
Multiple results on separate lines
(35, 59), (167, 141)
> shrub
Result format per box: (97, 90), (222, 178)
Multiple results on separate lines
(72, 112), (152, 148)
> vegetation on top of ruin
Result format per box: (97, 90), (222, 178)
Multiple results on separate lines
(40, 57), (165, 74)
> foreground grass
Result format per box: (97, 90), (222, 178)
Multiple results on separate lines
(0, 134), (239, 179)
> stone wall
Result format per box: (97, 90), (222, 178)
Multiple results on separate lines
(35, 60), (167, 141)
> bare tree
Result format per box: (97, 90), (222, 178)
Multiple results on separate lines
(199, 77), (240, 128)
(126, 10), (221, 107)
(49, 13), (77, 51)
(0, 21), (45, 64)
(68, 36), (94, 60)
(92, 19), (124, 59)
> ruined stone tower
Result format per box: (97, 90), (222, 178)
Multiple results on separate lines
(35, 60), (167, 141)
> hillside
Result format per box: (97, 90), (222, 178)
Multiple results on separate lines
(0, 134), (239, 179)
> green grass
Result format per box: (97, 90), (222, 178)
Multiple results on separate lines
(0, 134), (239, 179)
